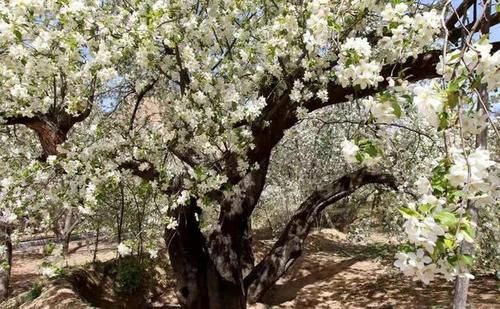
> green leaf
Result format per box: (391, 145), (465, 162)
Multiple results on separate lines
(462, 224), (475, 241)
(461, 254), (474, 266)
(444, 238), (455, 250)
(364, 143), (378, 157)
(327, 16), (341, 31)
(448, 76), (466, 92)
(449, 53), (461, 62)
(448, 255), (459, 265)
(13, 29), (22, 42)
(470, 75), (482, 90)
(434, 238), (446, 256)
(398, 207), (420, 219)
(418, 203), (435, 214)
(447, 91), (459, 109)
(438, 112), (449, 131)
(435, 211), (458, 228)
(401, 94), (413, 104)
(390, 99), (402, 118)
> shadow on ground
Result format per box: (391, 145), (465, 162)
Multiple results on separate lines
(254, 229), (499, 309)
(6, 229), (499, 308)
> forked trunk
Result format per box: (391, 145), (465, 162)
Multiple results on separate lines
(60, 208), (80, 256)
(165, 200), (247, 309)
(167, 170), (396, 308)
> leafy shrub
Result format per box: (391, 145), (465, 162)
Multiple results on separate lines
(114, 257), (148, 295)
(27, 282), (43, 301)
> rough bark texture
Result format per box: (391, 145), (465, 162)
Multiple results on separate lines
(165, 198), (250, 309)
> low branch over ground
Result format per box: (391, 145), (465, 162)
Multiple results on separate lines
(245, 169), (397, 303)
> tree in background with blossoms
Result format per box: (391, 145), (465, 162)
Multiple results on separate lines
(0, 0), (498, 308)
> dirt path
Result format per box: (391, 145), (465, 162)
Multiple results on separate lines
(8, 230), (500, 308)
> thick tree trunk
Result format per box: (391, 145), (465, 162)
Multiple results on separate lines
(0, 227), (13, 302)
(166, 200), (246, 309)
(206, 159), (269, 283)
(167, 168), (395, 308)
(245, 170), (396, 303)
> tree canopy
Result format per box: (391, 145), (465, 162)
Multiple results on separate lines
(0, 0), (499, 308)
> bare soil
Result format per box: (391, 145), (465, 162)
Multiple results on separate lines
(7, 229), (500, 308)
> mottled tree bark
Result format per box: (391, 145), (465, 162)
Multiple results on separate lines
(165, 199), (247, 309)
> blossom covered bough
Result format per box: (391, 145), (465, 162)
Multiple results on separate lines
(0, 0), (498, 308)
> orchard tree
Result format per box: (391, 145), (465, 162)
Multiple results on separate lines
(0, 0), (499, 308)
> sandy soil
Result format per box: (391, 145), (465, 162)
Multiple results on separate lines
(257, 229), (499, 309)
(8, 229), (500, 308)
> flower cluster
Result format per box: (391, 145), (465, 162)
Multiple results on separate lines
(437, 39), (500, 91)
(377, 3), (441, 62)
(447, 148), (496, 199)
(341, 138), (382, 167)
(117, 243), (133, 257)
(304, 0), (333, 52)
(335, 38), (383, 89)
(412, 83), (445, 128)
(395, 147), (498, 283)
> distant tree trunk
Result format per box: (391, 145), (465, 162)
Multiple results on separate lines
(61, 208), (73, 256)
(59, 208), (80, 256)
(93, 224), (100, 263)
(117, 183), (125, 245)
(0, 226), (13, 302)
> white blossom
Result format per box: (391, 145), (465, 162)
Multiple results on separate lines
(341, 140), (359, 164)
(117, 243), (132, 257)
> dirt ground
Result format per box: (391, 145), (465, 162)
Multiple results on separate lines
(8, 229), (500, 308)
(10, 241), (116, 297)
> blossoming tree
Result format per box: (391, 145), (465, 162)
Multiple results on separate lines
(0, 0), (498, 308)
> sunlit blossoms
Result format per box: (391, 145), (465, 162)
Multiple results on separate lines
(448, 148), (496, 194)
(0, 0), (497, 300)
(413, 84), (445, 128)
(336, 38), (383, 89)
(437, 39), (500, 91)
(117, 243), (132, 257)
(341, 140), (359, 164)
(396, 144), (498, 282)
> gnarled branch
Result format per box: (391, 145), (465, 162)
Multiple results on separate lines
(245, 169), (397, 303)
